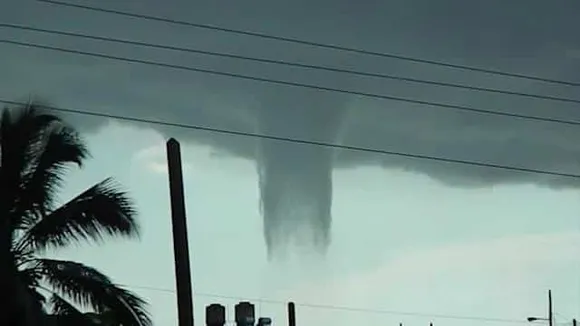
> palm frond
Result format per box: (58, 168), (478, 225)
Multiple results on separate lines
(0, 104), (87, 230)
(105, 286), (151, 326)
(1, 104), (59, 172)
(50, 292), (86, 316)
(49, 290), (123, 325)
(49, 293), (80, 315)
(17, 262), (44, 289)
(1, 106), (59, 228)
(10, 272), (48, 326)
(1, 105), (60, 191)
(20, 178), (140, 251)
(49, 294), (114, 326)
(18, 119), (89, 226)
(39, 259), (152, 326)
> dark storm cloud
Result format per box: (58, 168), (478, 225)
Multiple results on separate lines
(2, 0), (580, 253)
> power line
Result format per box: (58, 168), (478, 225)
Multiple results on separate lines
(3, 38), (580, 129)
(119, 283), (527, 324)
(36, 0), (580, 87)
(3, 23), (580, 105)
(2, 98), (580, 180)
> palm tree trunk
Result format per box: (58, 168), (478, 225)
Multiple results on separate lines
(0, 258), (42, 326)
(0, 235), (20, 325)
(0, 220), (38, 326)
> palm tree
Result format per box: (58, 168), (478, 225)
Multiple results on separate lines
(0, 103), (152, 326)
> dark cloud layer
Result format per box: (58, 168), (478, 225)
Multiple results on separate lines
(2, 0), (580, 253)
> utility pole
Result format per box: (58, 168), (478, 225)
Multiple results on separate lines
(167, 138), (194, 326)
(288, 302), (296, 326)
(548, 290), (553, 326)
(527, 289), (554, 326)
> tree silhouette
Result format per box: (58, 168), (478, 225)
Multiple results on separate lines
(0, 103), (151, 326)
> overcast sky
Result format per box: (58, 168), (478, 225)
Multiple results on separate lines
(2, 0), (580, 326)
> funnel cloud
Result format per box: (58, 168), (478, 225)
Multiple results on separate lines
(2, 0), (580, 256)
(256, 92), (347, 255)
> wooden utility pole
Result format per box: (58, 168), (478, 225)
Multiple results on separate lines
(167, 138), (194, 326)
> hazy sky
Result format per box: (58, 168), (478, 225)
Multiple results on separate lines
(2, 0), (580, 326)
(47, 120), (580, 326)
